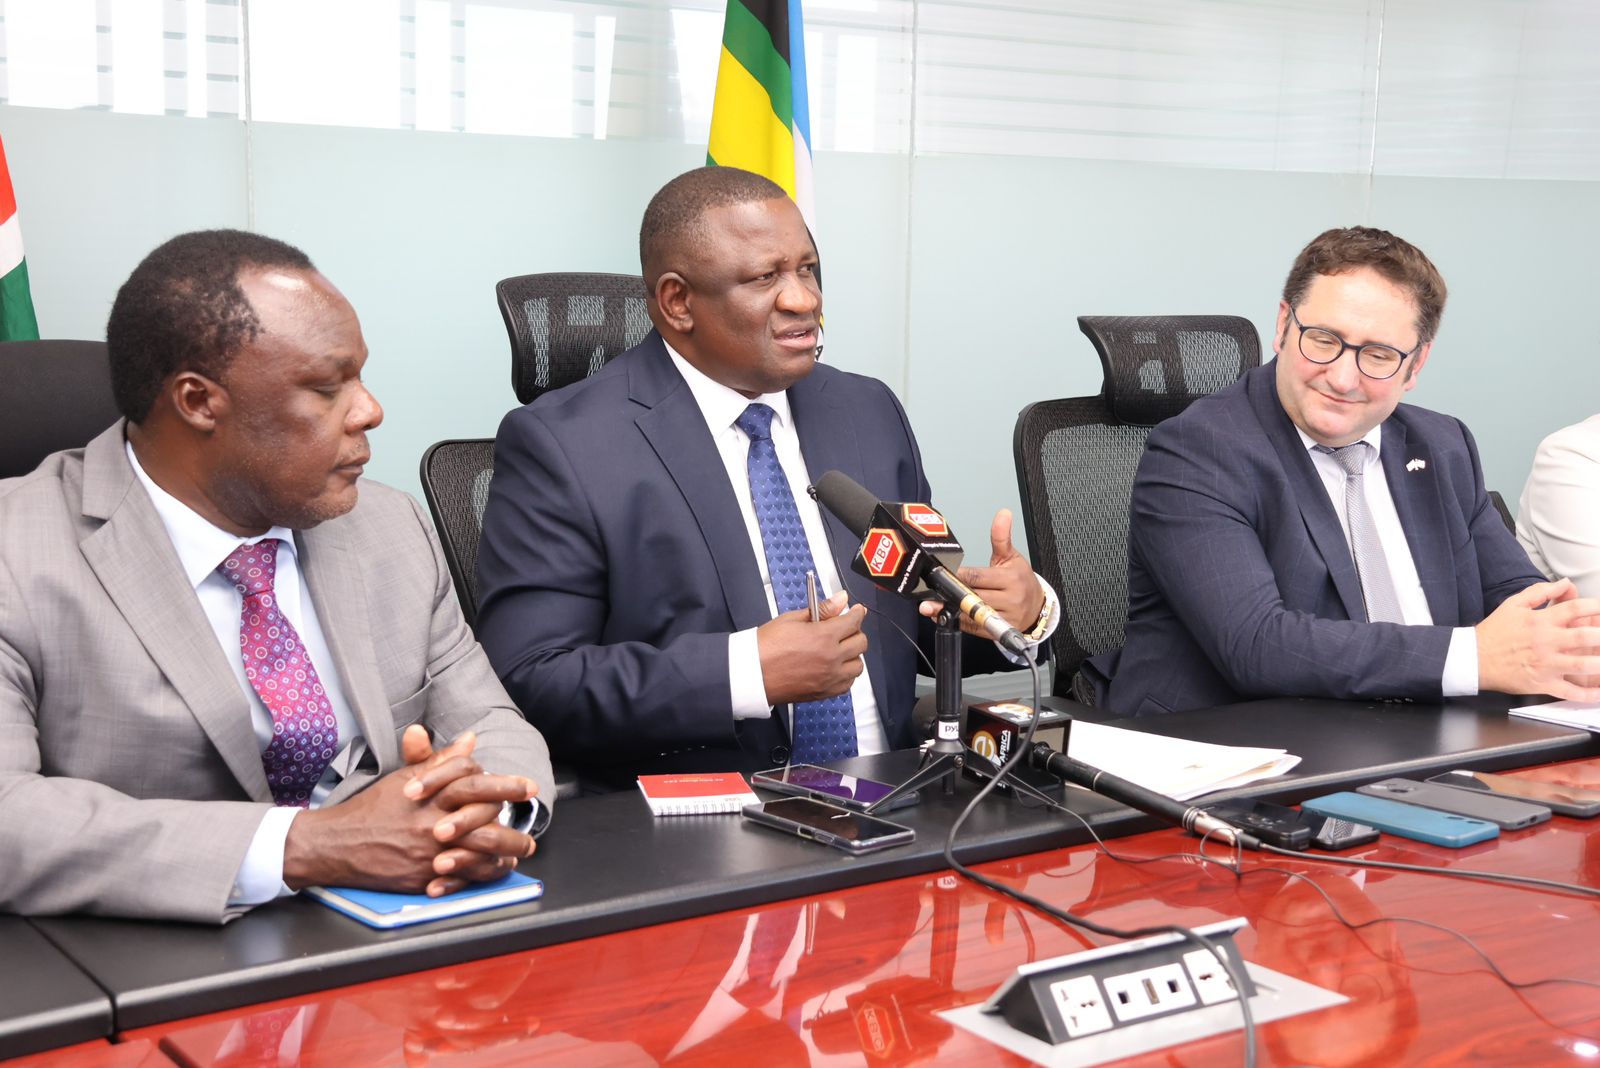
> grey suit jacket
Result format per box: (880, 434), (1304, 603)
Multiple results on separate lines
(0, 422), (554, 922)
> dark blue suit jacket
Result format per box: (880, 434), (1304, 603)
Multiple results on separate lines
(476, 332), (1004, 782)
(1087, 360), (1543, 716)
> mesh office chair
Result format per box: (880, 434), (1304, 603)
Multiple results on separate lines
(418, 439), (498, 630)
(495, 272), (651, 405)
(1487, 490), (1516, 535)
(1014, 315), (1262, 701)
(421, 273), (653, 624)
(0, 340), (121, 479)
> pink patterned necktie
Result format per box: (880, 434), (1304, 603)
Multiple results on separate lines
(217, 539), (339, 807)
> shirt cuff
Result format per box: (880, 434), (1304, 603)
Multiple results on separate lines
(729, 627), (773, 720)
(996, 574), (1061, 666)
(229, 806), (300, 907)
(1442, 626), (1480, 697)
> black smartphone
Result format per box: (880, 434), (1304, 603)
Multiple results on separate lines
(751, 764), (920, 812)
(1425, 769), (1600, 819)
(1199, 799), (1313, 850)
(1298, 813), (1380, 851)
(1357, 777), (1551, 831)
(741, 797), (916, 855)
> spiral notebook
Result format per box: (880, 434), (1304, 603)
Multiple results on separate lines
(636, 771), (761, 816)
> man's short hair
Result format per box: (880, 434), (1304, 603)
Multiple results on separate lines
(107, 229), (314, 423)
(639, 166), (789, 289)
(1281, 227), (1448, 345)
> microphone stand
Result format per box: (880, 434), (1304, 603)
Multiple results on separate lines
(865, 603), (967, 811)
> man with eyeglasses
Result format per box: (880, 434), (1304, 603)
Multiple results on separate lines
(1084, 227), (1600, 716)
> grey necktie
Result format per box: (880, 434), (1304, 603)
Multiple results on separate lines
(1315, 442), (1405, 624)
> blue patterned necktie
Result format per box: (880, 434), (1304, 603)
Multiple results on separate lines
(735, 403), (858, 763)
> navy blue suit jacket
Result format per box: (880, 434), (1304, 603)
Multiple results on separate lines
(1087, 360), (1543, 716)
(476, 332), (1005, 782)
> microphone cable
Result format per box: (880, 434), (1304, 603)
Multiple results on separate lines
(857, 598), (1261, 1065)
(931, 652), (1262, 1068)
(1034, 786), (1600, 1041)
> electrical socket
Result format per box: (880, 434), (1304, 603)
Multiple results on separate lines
(1102, 963), (1198, 1023)
(1045, 975), (1114, 1038)
(1182, 948), (1242, 1005)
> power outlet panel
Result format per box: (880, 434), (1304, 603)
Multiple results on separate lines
(1103, 962), (1199, 1022)
(985, 918), (1255, 1045)
(1183, 947), (1243, 1005)
(1046, 974), (1114, 1038)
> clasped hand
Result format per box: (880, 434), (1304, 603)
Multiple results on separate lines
(283, 725), (539, 897)
(1475, 579), (1600, 701)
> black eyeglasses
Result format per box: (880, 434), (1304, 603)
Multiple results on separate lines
(1289, 307), (1420, 381)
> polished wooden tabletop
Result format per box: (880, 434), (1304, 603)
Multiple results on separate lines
(110, 758), (1600, 1067)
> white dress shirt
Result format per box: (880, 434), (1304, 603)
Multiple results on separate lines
(664, 344), (1057, 757)
(666, 346), (892, 754)
(1296, 425), (1478, 695)
(128, 442), (360, 904)
(1518, 414), (1600, 599)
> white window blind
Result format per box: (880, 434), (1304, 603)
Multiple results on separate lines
(0, 0), (1595, 179)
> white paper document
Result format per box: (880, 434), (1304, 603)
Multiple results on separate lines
(1509, 700), (1600, 732)
(1065, 720), (1300, 801)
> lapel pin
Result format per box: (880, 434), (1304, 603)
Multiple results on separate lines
(1406, 458), (1426, 472)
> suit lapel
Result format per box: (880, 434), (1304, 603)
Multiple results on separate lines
(78, 424), (272, 802)
(1380, 415), (1457, 623)
(297, 521), (399, 774)
(789, 368), (897, 718)
(630, 335), (770, 633)
(1248, 364), (1367, 620)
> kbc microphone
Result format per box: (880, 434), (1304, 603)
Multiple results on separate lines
(808, 470), (1029, 656)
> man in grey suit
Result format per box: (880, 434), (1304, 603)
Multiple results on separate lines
(0, 230), (554, 923)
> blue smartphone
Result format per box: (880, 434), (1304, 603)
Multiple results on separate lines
(1300, 791), (1499, 848)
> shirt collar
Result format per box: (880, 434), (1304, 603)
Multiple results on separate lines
(125, 440), (298, 590)
(1295, 422), (1383, 458)
(664, 339), (794, 435)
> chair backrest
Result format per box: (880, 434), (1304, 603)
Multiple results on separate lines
(0, 340), (122, 479)
(495, 272), (652, 405)
(1014, 315), (1262, 696)
(1487, 489), (1516, 535)
(418, 439), (497, 629)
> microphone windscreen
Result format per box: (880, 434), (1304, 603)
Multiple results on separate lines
(810, 470), (879, 538)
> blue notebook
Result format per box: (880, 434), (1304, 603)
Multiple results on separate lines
(306, 871), (543, 928)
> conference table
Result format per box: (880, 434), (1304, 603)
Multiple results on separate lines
(6, 695), (1600, 1066)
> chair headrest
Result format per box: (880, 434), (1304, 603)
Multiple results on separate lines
(495, 273), (651, 404)
(0, 339), (120, 478)
(1077, 315), (1262, 427)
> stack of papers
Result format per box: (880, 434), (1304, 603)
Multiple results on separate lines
(1510, 700), (1600, 732)
(1067, 720), (1300, 800)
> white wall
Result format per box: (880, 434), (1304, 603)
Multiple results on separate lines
(4, 99), (1596, 557)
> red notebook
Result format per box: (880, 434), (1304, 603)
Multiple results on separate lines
(636, 771), (760, 816)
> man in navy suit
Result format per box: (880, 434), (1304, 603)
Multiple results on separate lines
(1088, 227), (1600, 716)
(476, 166), (1054, 785)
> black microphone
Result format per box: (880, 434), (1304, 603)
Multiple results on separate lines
(809, 470), (1030, 656)
(1027, 743), (1260, 849)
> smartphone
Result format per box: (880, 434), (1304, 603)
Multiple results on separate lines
(742, 797), (916, 855)
(1198, 799), (1313, 850)
(751, 764), (920, 812)
(1300, 791), (1499, 848)
(1357, 777), (1551, 831)
(1425, 769), (1600, 819)
(1297, 813), (1380, 851)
